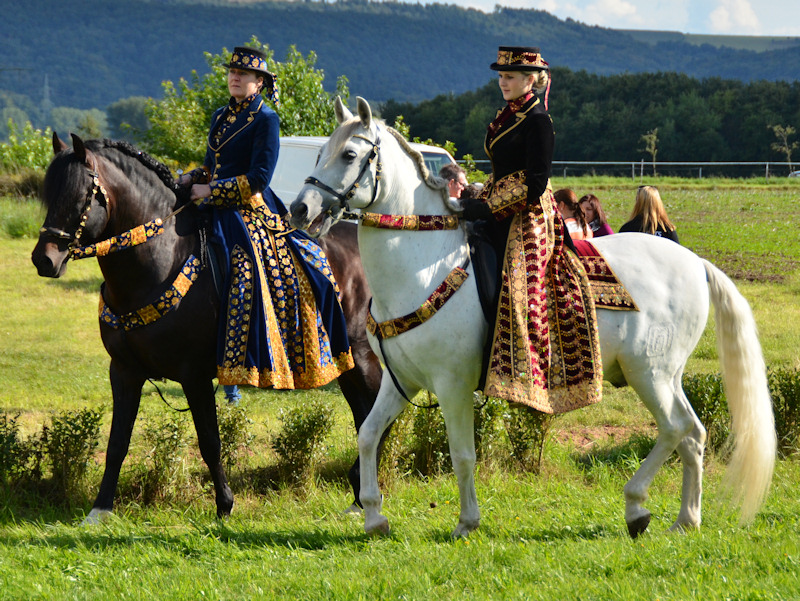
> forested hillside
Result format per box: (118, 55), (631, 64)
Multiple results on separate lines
(382, 69), (800, 166)
(2, 0), (800, 115)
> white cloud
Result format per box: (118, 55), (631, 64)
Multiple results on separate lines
(708, 0), (762, 34)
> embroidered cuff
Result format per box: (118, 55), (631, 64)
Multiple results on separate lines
(208, 175), (267, 210)
(483, 170), (528, 221)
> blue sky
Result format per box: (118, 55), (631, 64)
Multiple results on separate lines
(415, 0), (800, 36)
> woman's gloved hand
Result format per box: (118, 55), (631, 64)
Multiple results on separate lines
(461, 198), (493, 221)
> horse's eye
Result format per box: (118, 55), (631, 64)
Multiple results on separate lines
(343, 149), (357, 161)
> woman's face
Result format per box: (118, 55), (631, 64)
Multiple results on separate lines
(497, 71), (534, 102)
(228, 68), (262, 102)
(581, 200), (596, 222)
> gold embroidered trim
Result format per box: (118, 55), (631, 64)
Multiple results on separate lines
(483, 169), (528, 220)
(367, 266), (469, 339)
(98, 255), (202, 330)
(360, 212), (460, 231)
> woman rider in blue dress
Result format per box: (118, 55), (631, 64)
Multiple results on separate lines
(177, 46), (354, 403)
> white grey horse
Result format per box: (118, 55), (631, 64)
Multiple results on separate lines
(290, 96), (776, 539)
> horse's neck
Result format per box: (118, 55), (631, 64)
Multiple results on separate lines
(97, 156), (195, 309)
(359, 141), (467, 318)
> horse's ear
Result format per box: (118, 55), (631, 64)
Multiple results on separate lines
(52, 132), (68, 155)
(356, 96), (372, 129)
(70, 133), (87, 164)
(334, 96), (353, 124)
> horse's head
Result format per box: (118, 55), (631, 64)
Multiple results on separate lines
(31, 133), (115, 277)
(290, 96), (382, 237)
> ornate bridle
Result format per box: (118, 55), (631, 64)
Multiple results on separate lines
(39, 164), (109, 255)
(39, 158), (191, 262)
(303, 127), (382, 217)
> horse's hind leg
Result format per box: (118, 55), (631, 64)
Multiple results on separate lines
(359, 379), (408, 536)
(671, 375), (706, 532)
(182, 378), (234, 518)
(85, 362), (144, 524)
(623, 370), (698, 538)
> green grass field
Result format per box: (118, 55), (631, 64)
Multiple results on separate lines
(2, 179), (800, 600)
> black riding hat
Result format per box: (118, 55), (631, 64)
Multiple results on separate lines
(490, 46), (549, 71)
(228, 46), (276, 90)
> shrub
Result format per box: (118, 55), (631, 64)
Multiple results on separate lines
(271, 399), (334, 484)
(406, 399), (450, 477)
(43, 408), (103, 500)
(503, 405), (554, 473)
(682, 373), (730, 452)
(139, 411), (191, 505)
(767, 367), (800, 457)
(217, 402), (255, 471)
(473, 394), (505, 463)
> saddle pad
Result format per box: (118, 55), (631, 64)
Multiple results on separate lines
(573, 239), (638, 311)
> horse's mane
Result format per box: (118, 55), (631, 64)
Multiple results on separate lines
(43, 139), (191, 208)
(95, 140), (191, 205)
(329, 118), (448, 193)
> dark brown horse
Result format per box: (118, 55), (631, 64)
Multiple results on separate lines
(31, 134), (382, 522)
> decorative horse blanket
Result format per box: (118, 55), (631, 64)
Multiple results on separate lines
(573, 239), (639, 311)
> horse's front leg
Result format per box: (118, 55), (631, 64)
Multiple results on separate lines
(182, 377), (234, 519)
(335, 349), (383, 511)
(84, 361), (144, 525)
(359, 378), (408, 536)
(438, 387), (480, 538)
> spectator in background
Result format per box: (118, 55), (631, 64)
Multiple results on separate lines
(554, 188), (592, 240)
(619, 185), (679, 243)
(579, 193), (614, 237)
(439, 163), (468, 200)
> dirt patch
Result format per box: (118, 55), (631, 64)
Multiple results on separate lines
(553, 425), (655, 450)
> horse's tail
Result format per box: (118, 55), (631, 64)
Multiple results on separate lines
(703, 259), (776, 523)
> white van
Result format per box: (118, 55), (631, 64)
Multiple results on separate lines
(271, 136), (457, 206)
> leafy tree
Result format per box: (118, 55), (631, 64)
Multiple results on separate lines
(107, 96), (150, 142)
(143, 38), (349, 167)
(50, 107), (108, 140)
(0, 120), (53, 172)
(769, 124), (799, 172)
(0, 107), (30, 141)
(640, 128), (659, 176)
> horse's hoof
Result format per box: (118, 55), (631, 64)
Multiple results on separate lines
(627, 512), (651, 539)
(365, 515), (390, 536)
(669, 520), (698, 534)
(343, 502), (363, 515)
(82, 508), (112, 525)
(452, 521), (479, 539)
(216, 495), (234, 519)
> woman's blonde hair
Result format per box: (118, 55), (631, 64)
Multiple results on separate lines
(531, 69), (549, 93)
(630, 185), (675, 234)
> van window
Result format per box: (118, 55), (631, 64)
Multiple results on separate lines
(421, 151), (454, 176)
(271, 144), (321, 204)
